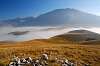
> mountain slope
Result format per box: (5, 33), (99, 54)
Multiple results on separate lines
(36, 8), (100, 26)
(46, 30), (100, 43)
(1, 8), (100, 27)
(0, 17), (36, 27)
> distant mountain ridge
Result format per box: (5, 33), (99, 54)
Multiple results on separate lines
(1, 8), (100, 27)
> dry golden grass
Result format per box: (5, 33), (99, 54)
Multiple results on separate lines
(0, 40), (100, 66)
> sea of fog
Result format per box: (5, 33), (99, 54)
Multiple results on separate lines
(0, 26), (100, 42)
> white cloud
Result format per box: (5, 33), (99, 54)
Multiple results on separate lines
(0, 26), (100, 42)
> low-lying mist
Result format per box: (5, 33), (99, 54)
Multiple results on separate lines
(0, 26), (100, 42)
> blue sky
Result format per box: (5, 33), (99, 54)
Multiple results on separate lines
(0, 0), (100, 20)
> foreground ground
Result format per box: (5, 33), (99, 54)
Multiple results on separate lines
(0, 40), (100, 66)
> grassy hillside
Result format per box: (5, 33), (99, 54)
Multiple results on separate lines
(0, 40), (100, 66)
(0, 30), (100, 66)
(41, 30), (100, 44)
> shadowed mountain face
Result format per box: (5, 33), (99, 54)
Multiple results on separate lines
(50, 30), (100, 42)
(1, 8), (100, 27)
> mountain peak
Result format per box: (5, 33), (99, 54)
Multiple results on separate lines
(1, 8), (100, 27)
(53, 8), (81, 13)
(68, 30), (92, 34)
